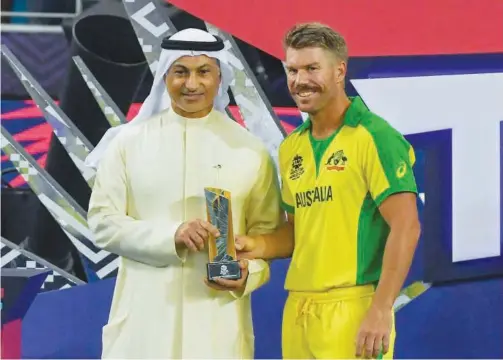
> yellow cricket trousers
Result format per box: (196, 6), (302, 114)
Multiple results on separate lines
(282, 284), (396, 359)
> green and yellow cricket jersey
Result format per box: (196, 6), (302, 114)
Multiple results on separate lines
(280, 96), (418, 292)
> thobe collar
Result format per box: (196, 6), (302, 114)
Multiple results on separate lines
(166, 106), (214, 127)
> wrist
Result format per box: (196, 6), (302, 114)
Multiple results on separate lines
(252, 235), (267, 258)
(370, 294), (394, 312)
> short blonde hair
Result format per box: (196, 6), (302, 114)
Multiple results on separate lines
(283, 22), (348, 63)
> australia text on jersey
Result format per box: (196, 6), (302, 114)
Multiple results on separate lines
(296, 186), (333, 208)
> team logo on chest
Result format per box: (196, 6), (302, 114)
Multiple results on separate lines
(325, 150), (348, 171)
(289, 154), (305, 180)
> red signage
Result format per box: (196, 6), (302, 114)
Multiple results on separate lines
(168, 0), (503, 58)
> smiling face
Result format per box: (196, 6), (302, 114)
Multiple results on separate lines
(282, 22), (349, 115)
(285, 46), (346, 114)
(165, 55), (221, 118)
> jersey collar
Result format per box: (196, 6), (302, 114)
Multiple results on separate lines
(296, 96), (369, 133)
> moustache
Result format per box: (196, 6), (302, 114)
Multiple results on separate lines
(293, 86), (320, 93)
(181, 91), (204, 96)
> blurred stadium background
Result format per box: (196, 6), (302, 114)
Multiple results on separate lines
(1, 1), (502, 359)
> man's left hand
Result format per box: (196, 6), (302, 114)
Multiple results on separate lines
(355, 304), (393, 358)
(204, 259), (249, 292)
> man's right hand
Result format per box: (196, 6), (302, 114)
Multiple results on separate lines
(174, 219), (220, 252)
(235, 217), (295, 260)
(235, 235), (265, 260)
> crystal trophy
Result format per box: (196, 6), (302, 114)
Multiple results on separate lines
(204, 187), (241, 281)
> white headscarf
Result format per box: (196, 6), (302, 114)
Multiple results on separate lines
(85, 28), (233, 169)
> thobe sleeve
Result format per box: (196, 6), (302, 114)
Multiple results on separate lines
(231, 147), (283, 298)
(87, 134), (186, 267)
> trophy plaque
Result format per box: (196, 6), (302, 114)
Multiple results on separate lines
(204, 187), (241, 281)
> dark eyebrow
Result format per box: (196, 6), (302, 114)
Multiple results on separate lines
(171, 63), (214, 72)
(171, 64), (188, 71)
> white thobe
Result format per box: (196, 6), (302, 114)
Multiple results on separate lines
(87, 108), (282, 359)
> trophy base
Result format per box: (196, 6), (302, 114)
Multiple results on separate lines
(207, 260), (241, 281)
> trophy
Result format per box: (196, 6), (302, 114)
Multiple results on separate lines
(204, 187), (241, 281)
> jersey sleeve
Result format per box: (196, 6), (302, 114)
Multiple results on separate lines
(278, 142), (295, 214)
(363, 127), (418, 206)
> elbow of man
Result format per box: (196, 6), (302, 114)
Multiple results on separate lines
(89, 223), (113, 251)
(407, 215), (421, 241)
(87, 211), (117, 251)
(413, 218), (421, 239)
(394, 216), (421, 249)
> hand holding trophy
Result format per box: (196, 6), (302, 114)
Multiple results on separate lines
(204, 187), (242, 282)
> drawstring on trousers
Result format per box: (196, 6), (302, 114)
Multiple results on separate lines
(296, 298), (316, 334)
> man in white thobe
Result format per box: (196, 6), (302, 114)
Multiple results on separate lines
(86, 28), (282, 359)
